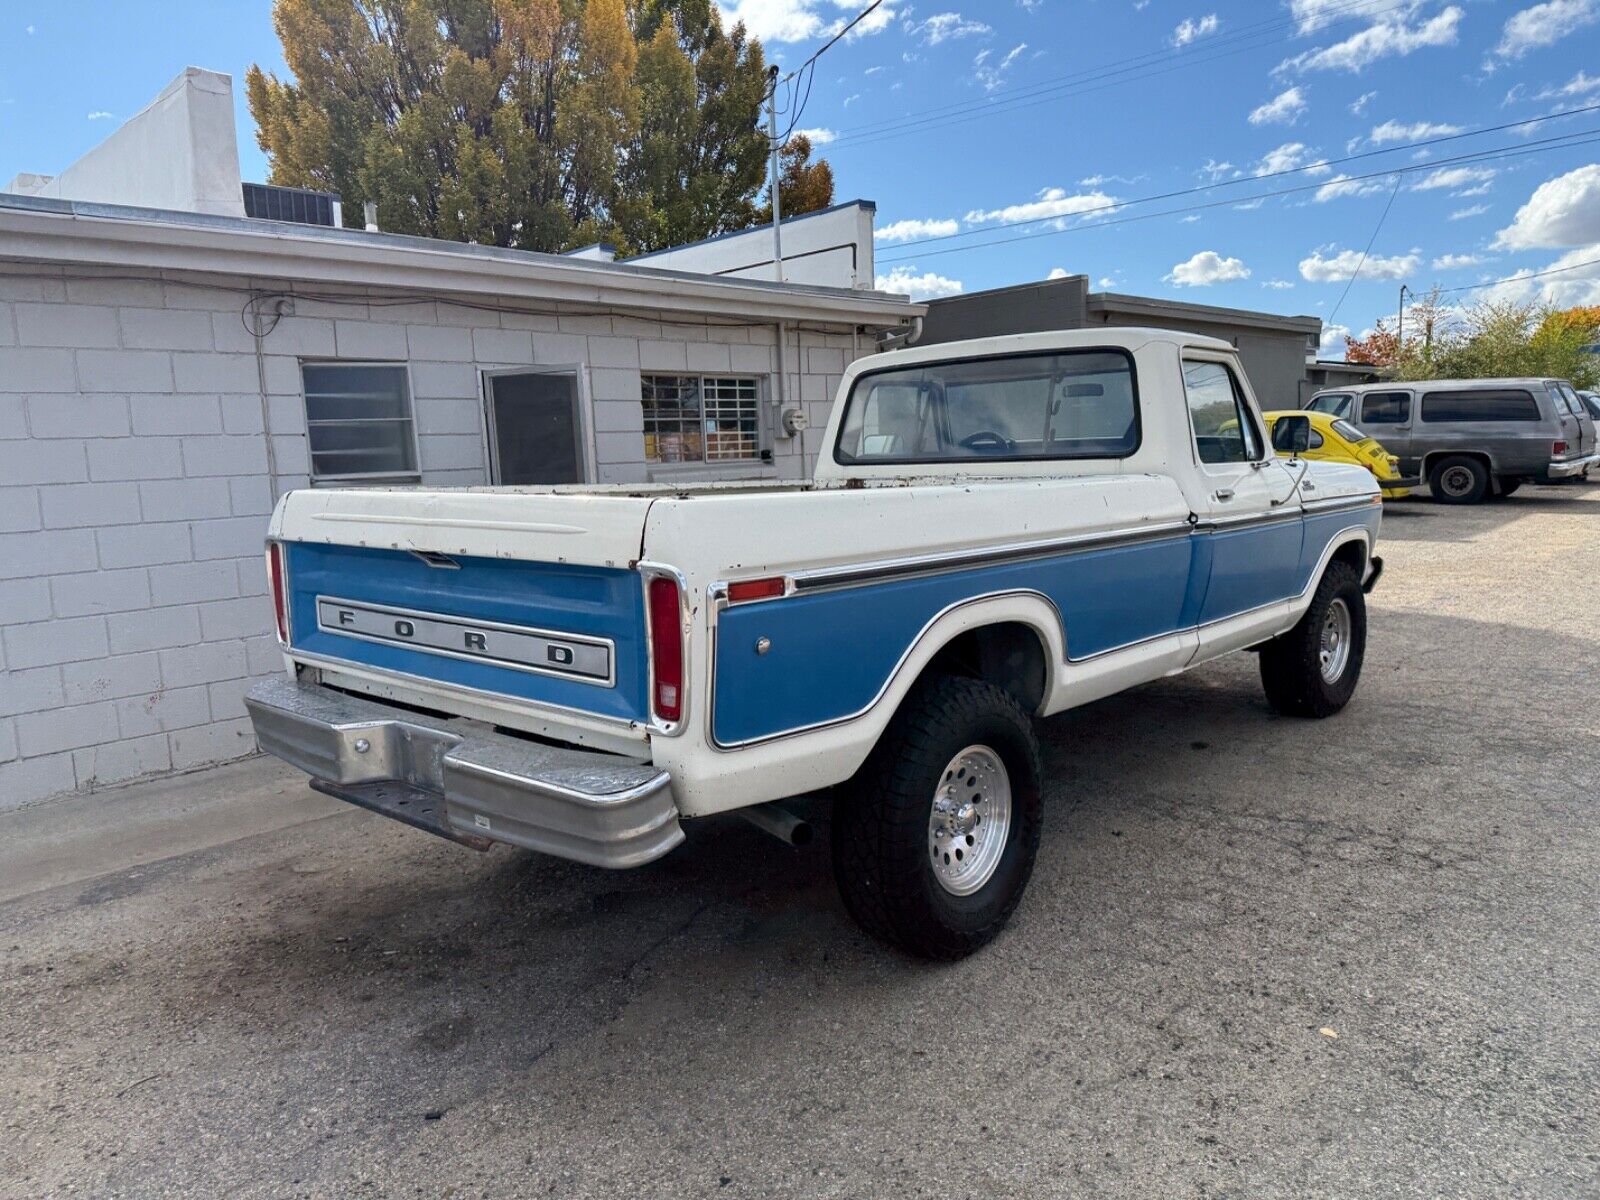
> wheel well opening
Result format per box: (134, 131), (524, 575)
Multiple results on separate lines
(1424, 450), (1492, 478)
(1330, 538), (1367, 577)
(923, 622), (1048, 714)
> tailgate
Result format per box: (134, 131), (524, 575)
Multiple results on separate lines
(272, 488), (654, 726)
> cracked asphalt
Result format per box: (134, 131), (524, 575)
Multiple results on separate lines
(2, 485), (1597, 1199)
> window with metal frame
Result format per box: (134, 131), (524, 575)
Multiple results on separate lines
(642, 374), (763, 464)
(1181, 359), (1262, 464)
(1420, 389), (1540, 423)
(300, 363), (420, 482)
(1360, 391), (1411, 424)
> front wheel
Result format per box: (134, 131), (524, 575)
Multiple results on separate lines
(1259, 561), (1366, 718)
(832, 675), (1042, 960)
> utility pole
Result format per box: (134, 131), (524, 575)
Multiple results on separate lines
(765, 65), (785, 283)
(1397, 283), (1411, 352)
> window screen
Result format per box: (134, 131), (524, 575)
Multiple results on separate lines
(1360, 392), (1410, 424)
(642, 375), (762, 464)
(835, 350), (1139, 464)
(1420, 389), (1540, 422)
(300, 363), (418, 482)
(1183, 360), (1261, 464)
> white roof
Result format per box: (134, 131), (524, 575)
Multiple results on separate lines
(865, 326), (1235, 372)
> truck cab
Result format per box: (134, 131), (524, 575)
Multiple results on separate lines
(249, 328), (1383, 958)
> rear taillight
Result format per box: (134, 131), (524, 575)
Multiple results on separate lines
(647, 576), (683, 723)
(267, 542), (290, 645)
(1554, 440), (1569, 456)
(727, 576), (786, 604)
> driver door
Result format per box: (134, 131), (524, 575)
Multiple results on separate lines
(1181, 355), (1304, 659)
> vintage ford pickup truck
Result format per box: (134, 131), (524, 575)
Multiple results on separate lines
(247, 328), (1383, 958)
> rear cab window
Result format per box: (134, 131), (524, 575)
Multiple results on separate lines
(1420, 389), (1541, 422)
(834, 349), (1140, 465)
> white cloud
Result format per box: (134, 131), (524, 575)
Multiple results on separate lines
(1097, 276), (1119, 288)
(965, 186), (1115, 226)
(793, 127), (835, 144)
(1432, 253), (1484, 269)
(1199, 158), (1240, 181)
(1494, 0), (1598, 60)
(1493, 164), (1600, 249)
(1317, 323), (1352, 357)
(1524, 69), (1600, 102)
(1290, 0), (1357, 34)
(1450, 204), (1491, 220)
(875, 217), (960, 242)
(1249, 86), (1307, 125)
(842, 92), (861, 105)
(715, 1), (899, 43)
(1410, 166), (1497, 192)
(1254, 141), (1331, 177)
(86, 111), (115, 121)
(875, 265), (964, 300)
(1350, 90), (1378, 115)
(1313, 173), (1390, 202)
(1181, 214), (1202, 223)
(975, 41), (1028, 90)
(1172, 13), (1220, 47)
(1165, 250), (1251, 287)
(26, 24), (35, 35)
(1477, 242), (1600, 305)
(1262, 279), (1295, 289)
(1369, 119), (1462, 144)
(1047, 267), (1071, 280)
(1280, 6), (1462, 74)
(912, 12), (992, 44)
(1299, 246), (1422, 281)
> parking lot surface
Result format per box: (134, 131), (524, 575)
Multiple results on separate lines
(2, 486), (1596, 1199)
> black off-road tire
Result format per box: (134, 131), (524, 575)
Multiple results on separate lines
(1428, 455), (1489, 504)
(832, 675), (1043, 960)
(1259, 561), (1366, 718)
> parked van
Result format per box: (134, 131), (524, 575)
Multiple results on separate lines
(1306, 378), (1597, 503)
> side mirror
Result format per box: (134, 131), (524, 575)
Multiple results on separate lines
(1274, 414), (1312, 456)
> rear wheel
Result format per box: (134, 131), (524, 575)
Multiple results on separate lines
(1429, 455), (1489, 504)
(832, 675), (1042, 960)
(1260, 561), (1366, 718)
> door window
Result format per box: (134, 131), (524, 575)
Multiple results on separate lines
(1360, 391), (1410, 424)
(486, 371), (585, 485)
(1182, 360), (1262, 464)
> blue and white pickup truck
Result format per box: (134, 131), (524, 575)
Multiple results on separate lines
(247, 328), (1383, 958)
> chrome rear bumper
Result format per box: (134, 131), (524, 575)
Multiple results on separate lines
(1546, 453), (1598, 479)
(245, 677), (683, 868)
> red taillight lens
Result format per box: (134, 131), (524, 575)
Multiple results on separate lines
(267, 542), (290, 644)
(1554, 440), (1569, 456)
(647, 576), (683, 723)
(727, 576), (785, 604)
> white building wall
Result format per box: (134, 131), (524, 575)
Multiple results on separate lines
(622, 202), (876, 291)
(0, 264), (863, 810)
(4, 68), (245, 218)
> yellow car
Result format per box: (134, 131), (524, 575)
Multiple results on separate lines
(1263, 410), (1415, 499)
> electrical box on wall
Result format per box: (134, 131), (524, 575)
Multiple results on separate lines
(781, 407), (809, 437)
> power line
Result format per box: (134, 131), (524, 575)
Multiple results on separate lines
(787, 0), (886, 83)
(874, 129), (1600, 262)
(873, 105), (1600, 259)
(1329, 176), (1402, 323)
(1433, 255), (1600, 295)
(826, 0), (1408, 149)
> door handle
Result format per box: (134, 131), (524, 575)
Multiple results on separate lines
(1214, 488), (1235, 501)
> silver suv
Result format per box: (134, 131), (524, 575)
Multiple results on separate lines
(1307, 378), (1598, 503)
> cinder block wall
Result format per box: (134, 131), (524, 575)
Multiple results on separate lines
(0, 263), (858, 810)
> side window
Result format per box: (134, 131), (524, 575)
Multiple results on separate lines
(1420, 390), (1541, 422)
(1307, 393), (1351, 417)
(301, 363), (420, 483)
(1183, 360), (1262, 464)
(1360, 391), (1410, 424)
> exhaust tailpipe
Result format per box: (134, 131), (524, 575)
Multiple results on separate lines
(738, 802), (813, 847)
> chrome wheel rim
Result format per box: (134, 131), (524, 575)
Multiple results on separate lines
(928, 745), (1012, 896)
(1440, 465), (1475, 496)
(1320, 597), (1352, 683)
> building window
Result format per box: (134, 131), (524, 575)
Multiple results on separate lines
(642, 374), (762, 464)
(301, 363), (420, 482)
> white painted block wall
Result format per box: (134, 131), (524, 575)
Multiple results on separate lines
(0, 264), (861, 810)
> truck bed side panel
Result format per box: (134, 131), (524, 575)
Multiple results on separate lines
(711, 533), (1194, 746)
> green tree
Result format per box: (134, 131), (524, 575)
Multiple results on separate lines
(247, 0), (799, 254)
(1386, 298), (1600, 389)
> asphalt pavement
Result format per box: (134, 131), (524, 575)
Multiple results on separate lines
(2, 484), (1596, 1199)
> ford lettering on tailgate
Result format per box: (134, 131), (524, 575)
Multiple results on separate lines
(316, 597), (614, 686)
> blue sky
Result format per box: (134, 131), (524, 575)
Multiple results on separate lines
(4, 1), (1599, 356)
